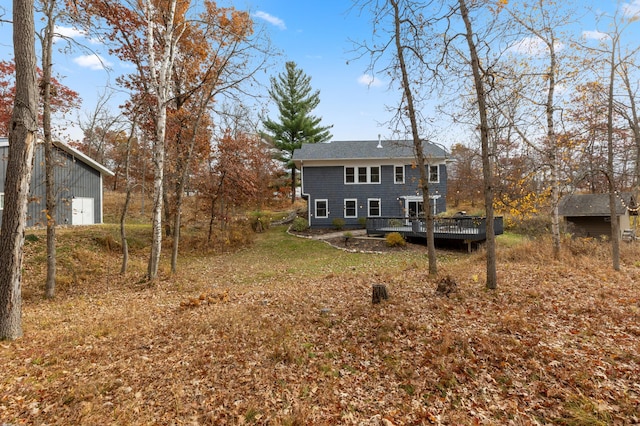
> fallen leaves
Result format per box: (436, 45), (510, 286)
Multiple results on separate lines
(1, 229), (640, 424)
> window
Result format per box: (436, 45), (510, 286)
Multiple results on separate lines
(429, 165), (439, 183)
(345, 167), (355, 183)
(315, 199), (328, 218)
(370, 166), (380, 183)
(345, 166), (381, 184)
(358, 167), (368, 183)
(344, 199), (357, 218)
(0, 193), (3, 210)
(394, 166), (405, 184)
(368, 198), (381, 217)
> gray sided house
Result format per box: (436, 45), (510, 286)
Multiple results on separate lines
(558, 192), (638, 239)
(0, 137), (115, 228)
(292, 139), (448, 228)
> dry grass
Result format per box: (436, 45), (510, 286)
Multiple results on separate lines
(1, 206), (640, 424)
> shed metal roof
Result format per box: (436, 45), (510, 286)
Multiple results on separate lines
(0, 137), (115, 177)
(292, 139), (447, 162)
(558, 193), (634, 216)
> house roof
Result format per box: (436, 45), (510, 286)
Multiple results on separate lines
(0, 137), (115, 177)
(292, 139), (448, 163)
(558, 193), (634, 217)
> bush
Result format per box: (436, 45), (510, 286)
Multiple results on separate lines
(291, 217), (309, 232)
(249, 211), (272, 233)
(504, 214), (553, 237)
(358, 217), (367, 228)
(332, 218), (345, 230)
(385, 232), (406, 247)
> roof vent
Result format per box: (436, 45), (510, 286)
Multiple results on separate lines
(377, 134), (382, 148)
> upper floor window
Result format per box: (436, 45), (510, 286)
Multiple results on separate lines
(429, 165), (439, 183)
(345, 166), (381, 184)
(0, 193), (4, 210)
(315, 199), (328, 218)
(394, 166), (405, 184)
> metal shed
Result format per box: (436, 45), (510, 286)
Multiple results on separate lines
(0, 137), (115, 228)
(558, 192), (638, 239)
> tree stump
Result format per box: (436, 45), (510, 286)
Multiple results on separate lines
(372, 284), (388, 304)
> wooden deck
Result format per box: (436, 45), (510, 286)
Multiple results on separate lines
(366, 216), (504, 251)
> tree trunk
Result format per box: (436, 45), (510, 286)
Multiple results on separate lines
(606, 38), (620, 271)
(459, 0), (497, 289)
(391, 0), (437, 275)
(0, 0), (38, 339)
(545, 38), (561, 260)
(372, 284), (388, 304)
(42, 0), (57, 299)
(120, 120), (136, 275)
(145, 0), (180, 281)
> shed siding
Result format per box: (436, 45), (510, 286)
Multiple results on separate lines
(565, 215), (630, 239)
(0, 143), (103, 228)
(301, 163), (447, 228)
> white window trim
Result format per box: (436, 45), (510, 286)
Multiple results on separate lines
(345, 167), (355, 184)
(429, 165), (440, 183)
(368, 198), (381, 217)
(315, 199), (329, 218)
(345, 165), (381, 184)
(394, 165), (405, 184)
(0, 193), (4, 210)
(344, 198), (358, 218)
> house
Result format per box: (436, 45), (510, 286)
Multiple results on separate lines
(292, 139), (448, 228)
(0, 137), (115, 228)
(558, 192), (638, 239)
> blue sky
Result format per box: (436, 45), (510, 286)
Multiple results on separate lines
(0, 0), (638, 145)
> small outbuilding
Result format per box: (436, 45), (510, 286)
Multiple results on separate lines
(558, 192), (638, 239)
(0, 137), (115, 228)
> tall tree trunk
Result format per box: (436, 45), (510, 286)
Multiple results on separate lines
(459, 0), (497, 289)
(42, 0), (57, 299)
(0, 0), (39, 339)
(145, 0), (181, 281)
(606, 39), (620, 271)
(390, 0), (437, 275)
(120, 120), (137, 275)
(545, 37), (561, 260)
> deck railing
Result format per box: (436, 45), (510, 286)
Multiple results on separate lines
(366, 216), (504, 240)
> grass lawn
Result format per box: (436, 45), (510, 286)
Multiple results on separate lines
(1, 223), (639, 425)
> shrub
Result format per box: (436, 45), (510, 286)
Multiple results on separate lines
(249, 211), (272, 233)
(505, 214), (551, 237)
(385, 232), (406, 247)
(332, 218), (345, 230)
(358, 217), (367, 228)
(291, 217), (309, 232)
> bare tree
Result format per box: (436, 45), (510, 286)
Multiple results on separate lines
(458, 0), (497, 289)
(353, 0), (442, 275)
(0, 0), (39, 339)
(39, 0), (58, 299)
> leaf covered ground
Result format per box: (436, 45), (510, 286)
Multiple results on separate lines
(1, 225), (640, 425)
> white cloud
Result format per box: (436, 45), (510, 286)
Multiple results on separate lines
(53, 25), (86, 43)
(582, 30), (610, 41)
(357, 74), (383, 87)
(508, 37), (564, 56)
(622, 0), (640, 18)
(253, 11), (286, 30)
(73, 54), (112, 71)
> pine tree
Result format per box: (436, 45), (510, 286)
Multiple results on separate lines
(262, 61), (332, 203)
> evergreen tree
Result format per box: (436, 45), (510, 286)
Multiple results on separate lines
(262, 61), (332, 203)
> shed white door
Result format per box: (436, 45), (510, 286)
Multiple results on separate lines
(72, 197), (94, 225)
